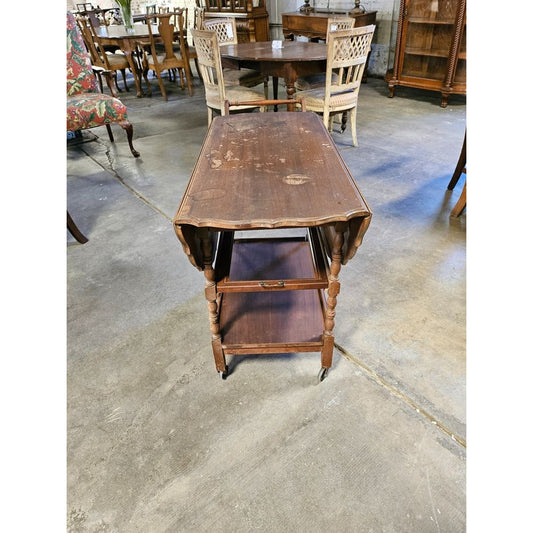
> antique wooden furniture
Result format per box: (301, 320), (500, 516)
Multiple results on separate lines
(77, 17), (130, 96)
(448, 133), (466, 216)
(294, 16), (354, 92)
(203, 18), (268, 98)
(219, 40), (327, 105)
(297, 26), (375, 147)
(195, 0), (270, 42)
(192, 29), (267, 125)
(94, 23), (180, 97)
(67, 11), (139, 242)
(67, 11), (139, 158)
(67, 212), (89, 244)
(142, 12), (193, 99)
(282, 10), (377, 41)
(174, 112), (372, 380)
(385, 0), (466, 107)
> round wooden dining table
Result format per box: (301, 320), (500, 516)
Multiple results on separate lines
(220, 41), (327, 108)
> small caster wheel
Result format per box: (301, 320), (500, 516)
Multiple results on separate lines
(218, 366), (229, 380)
(317, 367), (329, 383)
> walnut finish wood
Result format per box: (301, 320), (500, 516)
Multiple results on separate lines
(220, 41), (327, 100)
(174, 112), (372, 378)
(281, 10), (377, 41)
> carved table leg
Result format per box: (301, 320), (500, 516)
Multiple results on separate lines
(321, 224), (345, 376)
(199, 229), (227, 376)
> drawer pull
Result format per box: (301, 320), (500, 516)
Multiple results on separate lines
(259, 280), (285, 289)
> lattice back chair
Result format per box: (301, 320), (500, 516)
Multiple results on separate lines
(326, 16), (356, 37)
(78, 16), (130, 96)
(201, 17), (268, 98)
(295, 16), (356, 92)
(191, 29), (267, 125)
(142, 12), (193, 100)
(297, 25), (375, 147)
(67, 12), (139, 240)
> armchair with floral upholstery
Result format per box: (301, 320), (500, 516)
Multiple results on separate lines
(67, 11), (139, 158)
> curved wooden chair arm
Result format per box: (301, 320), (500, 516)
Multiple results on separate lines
(223, 98), (307, 115)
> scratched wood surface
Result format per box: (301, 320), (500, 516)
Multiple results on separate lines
(175, 112), (370, 230)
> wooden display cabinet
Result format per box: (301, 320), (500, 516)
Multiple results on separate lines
(385, 0), (466, 107)
(195, 0), (270, 42)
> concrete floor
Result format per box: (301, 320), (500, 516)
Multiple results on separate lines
(67, 74), (466, 532)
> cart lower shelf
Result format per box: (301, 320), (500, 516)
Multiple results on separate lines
(219, 289), (326, 354)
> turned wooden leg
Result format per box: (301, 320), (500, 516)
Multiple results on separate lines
(199, 229), (227, 376)
(119, 121), (140, 158)
(321, 224), (345, 371)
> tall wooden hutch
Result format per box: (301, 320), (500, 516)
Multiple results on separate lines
(385, 0), (466, 107)
(195, 0), (270, 42)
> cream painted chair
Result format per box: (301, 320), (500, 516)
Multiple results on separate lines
(294, 17), (356, 92)
(191, 29), (266, 125)
(202, 17), (268, 98)
(297, 25), (375, 147)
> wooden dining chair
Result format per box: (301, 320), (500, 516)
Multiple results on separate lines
(171, 8), (199, 78)
(78, 16), (130, 96)
(448, 133), (466, 217)
(297, 25), (375, 147)
(191, 29), (267, 125)
(202, 17), (268, 98)
(67, 11), (139, 158)
(142, 12), (193, 100)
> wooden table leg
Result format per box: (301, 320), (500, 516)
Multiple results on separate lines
(199, 229), (228, 376)
(321, 223), (345, 374)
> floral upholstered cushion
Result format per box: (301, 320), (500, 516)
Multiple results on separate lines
(67, 11), (98, 96)
(67, 93), (129, 132)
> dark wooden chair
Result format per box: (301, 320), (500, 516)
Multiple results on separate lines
(448, 133), (466, 217)
(142, 12), (194, 100)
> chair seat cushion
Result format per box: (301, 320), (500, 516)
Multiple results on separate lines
(295, 72), (340, 91)
(205, 85), (265, 110)
(106, 52), (129, 69)
(223, 68), (264, 87)
(147, 51), (184, 68)
(67, 92), (129, 131)
(296, 87), (358, 109)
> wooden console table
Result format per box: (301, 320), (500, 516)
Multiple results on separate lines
(282, 10), (377, 81)
(174, 112), (372, 381)
(282, 10), (377, 41)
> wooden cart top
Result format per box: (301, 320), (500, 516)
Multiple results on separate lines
(174, 112), (372, 268)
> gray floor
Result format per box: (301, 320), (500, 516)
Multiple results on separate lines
(67, 74), (466, 532)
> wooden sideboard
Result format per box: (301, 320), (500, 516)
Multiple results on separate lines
(196, 0), (270, 42)
(281, 10), (377, 41)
